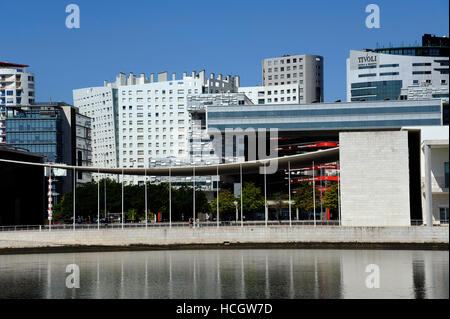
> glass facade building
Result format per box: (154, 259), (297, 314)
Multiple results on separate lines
(350, 80), (403, 102)
(4, 103), (92, 198)
(347, 34), (449, 102)
(5, 108), (62, 162)
(207, 100), (444, 132)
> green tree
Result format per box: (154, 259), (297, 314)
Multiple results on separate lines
(293, 182), (318, 213)
(274, 197), (286, 220)
(323, 182), (338, 212)
(53, 192), (73, 222)
(238, 182), (265, 215)
(53, 179), (211, 223)
(210, 189), (237, 219)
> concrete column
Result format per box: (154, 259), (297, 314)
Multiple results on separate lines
(424, 144), (433, 227)
(338, 161), (341, 226)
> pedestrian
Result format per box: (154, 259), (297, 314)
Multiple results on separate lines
(189, 218), (193, 228)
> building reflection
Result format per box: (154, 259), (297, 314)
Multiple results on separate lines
(0, 249), (447, 299)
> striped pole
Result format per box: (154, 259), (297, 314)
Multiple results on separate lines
(47, 173), (53, 231)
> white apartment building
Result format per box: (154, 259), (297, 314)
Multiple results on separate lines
(119, 71), (239, 185)
(1, 62), (35, 143)
(262, 54), (324, 103)
(74, 70), (240, 185)
(188, 92), (252, 164)
(238, 83), (301, 105)
(347, 49), (449, 102)
(73, 85), (119, 174)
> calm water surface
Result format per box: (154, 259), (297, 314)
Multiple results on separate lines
(0, 249), (448, 299)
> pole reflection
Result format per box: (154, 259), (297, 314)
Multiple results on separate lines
(0, 249), (446, 299)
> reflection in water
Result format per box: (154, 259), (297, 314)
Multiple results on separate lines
(0, 249), (447, 299)
(413, 259), (426, 299)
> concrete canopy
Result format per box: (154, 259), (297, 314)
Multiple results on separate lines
(0, 148), (339, 176)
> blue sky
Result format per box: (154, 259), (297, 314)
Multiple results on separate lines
(1, 0), (448, 103)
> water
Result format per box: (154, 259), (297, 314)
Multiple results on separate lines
(0, 249), (448, 299)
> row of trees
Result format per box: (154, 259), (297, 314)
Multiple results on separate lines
(53, 179), (338, 223)
(53, 180), (209, 222)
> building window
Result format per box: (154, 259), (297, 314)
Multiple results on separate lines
(440, 207), (449, 223)
(359, 73), (377, 78)
(379, 64), (399, 68)
(412, 71), (431, 75)
(445, 162), (449, 188)
(358, 65), (377, 69)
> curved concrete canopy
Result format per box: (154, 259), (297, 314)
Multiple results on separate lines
(0, 148), (339, 176)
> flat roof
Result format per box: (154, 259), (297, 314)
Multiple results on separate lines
(0, 62), (29, 68)
(0, 148), (339, 176)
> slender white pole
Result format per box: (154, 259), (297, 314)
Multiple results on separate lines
(48, 172), (52, 232)
(320, 166), (323, 221)
(240, 163), (243, 227)
(73, 167), (76, 231)
(121, 169), (124, 229)
(288, 161), (292, 227)
(97, 168), (100, 230)
(264, 162), (268, 227)
(193, 166), (196, 228)
(145, 168), (148, 229)
(169, 167), (172, 228)
(312, 161), (316, 227)
(104, 173), (107, 220)
(216, 165), (219, 228)
(104, 153), (107, 220)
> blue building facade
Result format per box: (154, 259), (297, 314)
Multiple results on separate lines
(6, 107), (62, 162)
(207, 99), (445, 132)
(4, 103), (92, 199)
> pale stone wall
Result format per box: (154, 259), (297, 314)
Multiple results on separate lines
(0, 226), (447, 249)
(339, 131), (411, 226)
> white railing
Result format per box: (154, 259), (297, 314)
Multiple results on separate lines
(0, 220), (341, 232)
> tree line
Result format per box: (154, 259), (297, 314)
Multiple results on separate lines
(53, 179), (339, 223)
